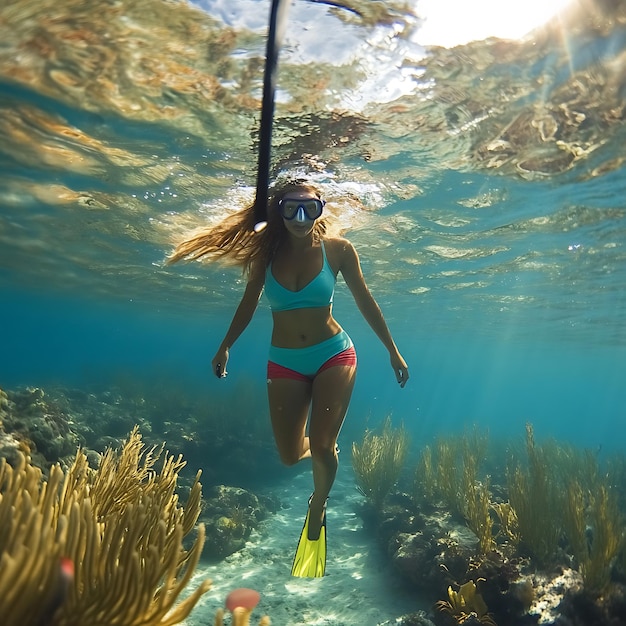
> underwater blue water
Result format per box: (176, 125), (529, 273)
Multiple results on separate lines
(1, 0), (626, 459)
(3, 280), (625, 455)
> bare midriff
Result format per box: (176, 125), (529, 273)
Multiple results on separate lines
(270, 306), (343, 348)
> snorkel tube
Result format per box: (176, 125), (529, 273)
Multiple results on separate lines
(253, 0), (291, 233)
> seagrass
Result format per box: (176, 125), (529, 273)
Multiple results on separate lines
(507, 424), (562, 564)
(351, 416), (409, 509)
(564, 481), (622, 594)
(414, 444), (435, 501)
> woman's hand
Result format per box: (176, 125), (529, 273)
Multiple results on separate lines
(391, 353), (409, 388)
(212, 348), (229, 378)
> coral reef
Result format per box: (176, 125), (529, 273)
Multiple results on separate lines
(356, 423), (626, 626)
(0, 386), (82, 470)
(0, 427), (211, 625)
(0, 383), (280, 566)
(201, 485), (279, 560)
(0, 381), (281, 488)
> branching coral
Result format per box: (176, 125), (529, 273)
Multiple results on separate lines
(351, 416), (409, 509)
(0, 426), (211, 626)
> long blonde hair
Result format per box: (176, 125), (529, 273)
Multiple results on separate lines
(167, 180), (328, 274)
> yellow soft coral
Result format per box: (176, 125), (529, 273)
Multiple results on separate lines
(0, 426), (211, 626)
(436, 580), (496, 625)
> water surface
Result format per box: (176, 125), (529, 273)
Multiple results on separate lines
(1, 0), (625, 451)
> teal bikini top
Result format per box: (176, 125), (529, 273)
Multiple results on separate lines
(265, 241), (336, 312)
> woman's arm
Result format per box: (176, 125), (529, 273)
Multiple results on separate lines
(212, 261), (265, 378)
(337, 239), (409, 387)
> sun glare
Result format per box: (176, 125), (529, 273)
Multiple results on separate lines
(417, 0), (574, 47)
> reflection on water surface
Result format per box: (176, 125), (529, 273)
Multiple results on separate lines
(1, 0), (626, 342)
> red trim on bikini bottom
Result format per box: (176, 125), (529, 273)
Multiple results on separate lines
(317, 345), (357, 373)
(266, 361), (311, 382)
(267, 346), (357, 382)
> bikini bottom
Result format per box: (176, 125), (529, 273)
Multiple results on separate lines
(267, 330), (356, 382)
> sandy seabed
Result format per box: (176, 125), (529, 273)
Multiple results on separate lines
(184, 465), (425, 626)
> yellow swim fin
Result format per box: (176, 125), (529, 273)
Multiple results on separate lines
(290, 502), (327, 578)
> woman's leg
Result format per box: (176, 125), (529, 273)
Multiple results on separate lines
(307, 364), (357, 538)
(267, 377), (313, 465)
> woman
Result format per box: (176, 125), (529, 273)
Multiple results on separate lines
(169, 179), (409, 577)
